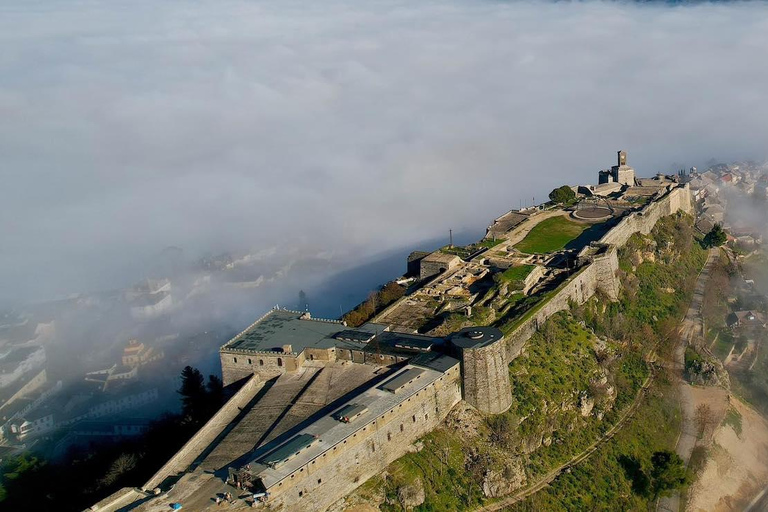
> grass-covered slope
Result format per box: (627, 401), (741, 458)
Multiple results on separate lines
(515, 216), (588, 254)
(344, 213), (706, 511)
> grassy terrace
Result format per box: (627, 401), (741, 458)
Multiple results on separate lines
(499, 264), (535, 283)
(515, 216), (588, 254)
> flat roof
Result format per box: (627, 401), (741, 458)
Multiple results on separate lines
(221, 309), (439, 356)
(450, 326), (504, 349)
(223, 309), (347, 353)
(260, 433), (318, 468)
(240, 355), (460, 489)
(380, 368), (424, 393)
(334, 403), (368, 422)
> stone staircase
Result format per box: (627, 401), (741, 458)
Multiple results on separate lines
(199, 367), (320, 471)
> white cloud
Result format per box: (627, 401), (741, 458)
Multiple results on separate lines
(1, 0), (768, 301)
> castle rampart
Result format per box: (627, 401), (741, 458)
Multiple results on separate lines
(142, 374), (265, 491)
(241, 359), (462, 512)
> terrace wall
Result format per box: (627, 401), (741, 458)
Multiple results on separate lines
(142, 374), (265, 491)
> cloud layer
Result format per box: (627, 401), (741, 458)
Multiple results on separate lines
(2, 0), (768, 302)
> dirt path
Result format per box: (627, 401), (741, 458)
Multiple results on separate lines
(475, 357), (657, 511)
(658, 247), (719, 512)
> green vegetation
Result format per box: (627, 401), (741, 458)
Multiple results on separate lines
(496, 265), (536, 288)
(549, 185), (577, 205)
(477, 238), (504, 249)
(350, 212), (704, 511)
(510, 386), (684, 511)
(703, 223), (727, 248)
(722, 407), (743, 437)
(441, 239), (503, 259)
(343, 282), (406, 327)
(515, 216), (588, 254)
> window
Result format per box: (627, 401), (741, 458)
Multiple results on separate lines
(299, 491), (303, 498)
(233, 357), (238, 363)
(425, 413), (429, 420)
(412, 415), (416, 423)
(259, 359), (264, 366)
(277, 357), (283, 367)
(317, 478), (322, 484)
(400, 424), (404, 432)
(387, 432), (391, 441)
(247, 358), (252, 365)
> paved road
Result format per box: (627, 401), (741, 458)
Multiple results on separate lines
(658, 248), (719, 512)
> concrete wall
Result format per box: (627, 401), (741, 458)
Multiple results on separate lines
(264, 366), (462, 512)
(461, 341), (513, 414)
(142, 374), (265, 491)
(86, 487), (146, 512)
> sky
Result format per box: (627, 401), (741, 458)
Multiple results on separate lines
(2, 0), (768, 303)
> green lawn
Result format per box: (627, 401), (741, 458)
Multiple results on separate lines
(515, 216), (589, 254)
(499, 264), (535, 283)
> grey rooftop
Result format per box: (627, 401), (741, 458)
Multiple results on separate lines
(240, 355), (459, 489)
(221, 308), (443, 355)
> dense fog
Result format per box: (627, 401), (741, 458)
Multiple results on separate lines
(2, 0), (768, 306)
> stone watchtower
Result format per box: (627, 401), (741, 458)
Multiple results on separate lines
(611, 150), (636, 186)
(450, 327), (512, 415)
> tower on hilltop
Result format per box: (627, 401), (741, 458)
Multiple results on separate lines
(598, 150), (636, 186)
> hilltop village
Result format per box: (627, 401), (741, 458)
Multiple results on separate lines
(90, 151), (701, 511)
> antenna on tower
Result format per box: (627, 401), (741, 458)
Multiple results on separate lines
(449, 229), (453, 248)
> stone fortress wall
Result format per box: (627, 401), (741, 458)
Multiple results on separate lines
(142, 374), (265, 491)
(221, 342), (411, 387)
(461, 339), (513, 414)
(266, 364), (462, 512)
(462, 185), (692, 414)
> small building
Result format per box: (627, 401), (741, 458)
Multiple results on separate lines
(727, 310), (766, 330)
(121, 340), (163, 368)
(219, 309), (444, 385)
(8, 406), (55, 441)
(418, 252), (461, 281)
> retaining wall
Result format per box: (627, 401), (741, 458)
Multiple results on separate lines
(142, 374), (265, 491)
(476, 186), (691, 402)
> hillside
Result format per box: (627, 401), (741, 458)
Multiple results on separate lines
(337, 213), (707, 511)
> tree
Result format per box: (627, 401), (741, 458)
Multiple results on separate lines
(178, 366), (206, 421)
(650, 450), (689, 498)
(548, 185), (576, 205)
(703, 223), (727, 248)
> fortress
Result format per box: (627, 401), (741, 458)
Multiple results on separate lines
(90, 152), (693, 512)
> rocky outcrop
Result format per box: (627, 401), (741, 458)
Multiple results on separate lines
(397, 478), (425, 510)
(482, 460), (526, 498)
